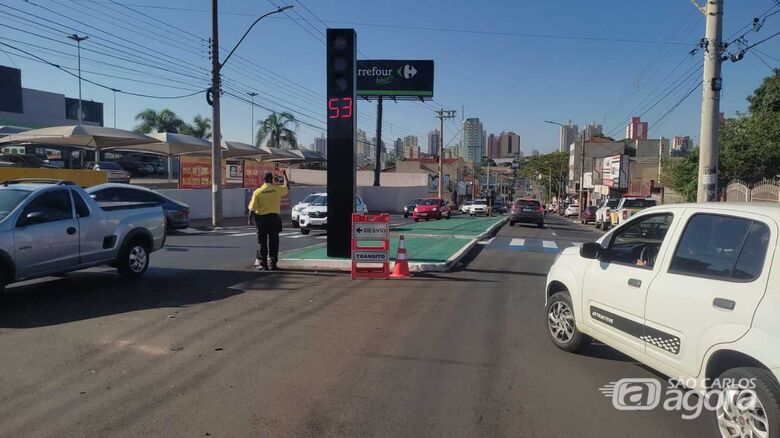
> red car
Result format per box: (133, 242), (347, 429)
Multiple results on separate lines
(413, 198), (451, 221)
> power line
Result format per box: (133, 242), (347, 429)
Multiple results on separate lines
(0, 41), (207, 99)
(649, 80), (702, 131)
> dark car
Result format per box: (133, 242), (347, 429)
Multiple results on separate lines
(114, 154), (155, 176)
(0, 153), (59, 169)
(581, 205), (598, 224)
(403, 198), (423, 218)
(510, 198), (545, 228)
(493, 200), (508, 214)
(83, 161), (131, 183)
(87, 183), (190, 230)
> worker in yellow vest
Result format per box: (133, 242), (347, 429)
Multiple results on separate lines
(247, 170), (289, 270)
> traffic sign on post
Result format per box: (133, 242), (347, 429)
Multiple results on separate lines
(351, 213), (390, 279)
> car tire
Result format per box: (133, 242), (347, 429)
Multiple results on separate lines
(445, 212), (451, 219)
(403, 214), (409, 218)
(716, 367), (780, 438)
(292, 220), (299, 228)
(414, 218), (419, 222)
(117, 239), (150, 279)
(538, 222), (544, 229)
(300, 228), (310, 235)
(509, 221), (515, 227)
(546, 291), (590, 352)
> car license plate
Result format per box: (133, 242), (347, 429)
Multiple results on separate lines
(418, 213), (427, 216)
(522, 208), (533, 212)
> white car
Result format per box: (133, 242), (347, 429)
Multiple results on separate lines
(469, 199), (489, 216)
(595, 198), (619, 231)
(563, 204), (579, 217)
(291, 192), (325, 228)
(545, 203), (780, 437)
(460, 200), (474, 214)
(298, 194), (368, 235)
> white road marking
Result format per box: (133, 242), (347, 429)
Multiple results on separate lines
(315, 235), (327, 239)
(572, 242), (584, 247)
(542, 240), (557, 249)
(288, 234), (309, 239)
(279, 232), (297, 236)
(478, 237), (495, 245)
(509, 238), (525, 247)
(230, 232), (257, 237)
(551, 232), (557, 236)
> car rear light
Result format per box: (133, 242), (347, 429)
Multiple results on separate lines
(536, 206), (544, 212)
(622, 210), (628, 219)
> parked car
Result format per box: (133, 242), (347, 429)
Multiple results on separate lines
(0, 153), (59, 169)
(298, 194), (368, 235)
(609, 197), (657, 229)
(460, 200), (474, 214)
(403, 198), (423, 218)
(470, 199), (489, 216)
(291, 192), (326, 227)
(581, 205), (598, 224)
(563, 204), (580, 217)
(0, 180), (165, 293)
(556, 202), (570, 216)
(412, 198), (451, 221)
(595, 198), (620, 231)
(545, 203), (780, 437)
(83, 161), (131, 184)
(87, 183), (190, 230)
(114, 154), (155, 176)
(509, 198), (544, 228)
(493, 200), (508, 214)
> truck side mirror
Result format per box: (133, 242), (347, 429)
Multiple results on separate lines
(580, 242), (602, 260)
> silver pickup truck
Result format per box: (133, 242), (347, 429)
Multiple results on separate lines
(0, 180), (166, 293)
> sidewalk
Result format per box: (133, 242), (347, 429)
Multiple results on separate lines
(278, 214), (508, 272)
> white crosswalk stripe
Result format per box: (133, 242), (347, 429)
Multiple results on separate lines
(509, 238), (525, 246)
(542, 240), (558, 249)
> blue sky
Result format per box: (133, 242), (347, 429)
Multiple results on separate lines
(2, 0), (780, 153)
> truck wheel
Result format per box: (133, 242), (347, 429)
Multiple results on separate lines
(538, 221), (544, 229)
(546, 291), (590, 352)
(716, 367), (780, 438)
(300, 227), (310, 235)
(117, 240), (150, 279)
(509, 221), (515, 227)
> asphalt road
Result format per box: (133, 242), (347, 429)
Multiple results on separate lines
(0, 213), (714, 437)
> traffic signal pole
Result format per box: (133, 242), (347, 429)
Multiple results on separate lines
(435, 109), (456, 198)
(210, 0), (223, 228)
(697, 0), (723, 202)
(373, 96), (383, 186)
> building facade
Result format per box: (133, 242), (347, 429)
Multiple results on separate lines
(672, 135), (692, 151)
(498, 131), (521, 158)
(462, 118), (484, 162)
(625, 116), (648, 140)
(427, 129), (441, 156)
(559, 120), (579, 153)
(581, 122), (603, 142)
(393, 138), (404, 157)
(485, 133), (499, 159)
(313, 136), (327, 157)
(403, 135), (420, 159)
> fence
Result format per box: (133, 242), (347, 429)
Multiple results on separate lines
(725, 179), (780, 203)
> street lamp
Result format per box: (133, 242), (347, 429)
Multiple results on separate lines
(109, 87), (120, 128)
(67, 34), (88, 125)
(248, 91), (258, 144)
(208, 3), (293, 228)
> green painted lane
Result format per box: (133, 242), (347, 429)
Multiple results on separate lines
(392, 215), (506, 237)
(281, 236), (471, 264)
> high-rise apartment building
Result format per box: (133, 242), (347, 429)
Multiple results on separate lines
(559, 120), (579, 153)
(626, 116), (648, 140)
(581, 122), (603, 142)
(486, 133), (499, 159)
(498, 131), (521, 158)
(313, 136), (327, 157)
(672, 135), (692, 151)
(462, 118), (484, 162)
(403, 135), (420, 159)
(427, 129), (441, 156)
(356, 129), (368, 156)
(393, 138), (404, 157)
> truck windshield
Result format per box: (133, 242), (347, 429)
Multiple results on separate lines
(623, 199), (656, 208)
(0, 190), (31, 221)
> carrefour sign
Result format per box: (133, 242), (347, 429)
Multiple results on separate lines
(356, 60), (434, 99)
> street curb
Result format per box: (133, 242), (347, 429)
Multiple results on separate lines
(277, 217), (508, 273)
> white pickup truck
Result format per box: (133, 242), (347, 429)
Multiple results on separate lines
(0, 180), (166, 293)
(545, 203), (780, 437)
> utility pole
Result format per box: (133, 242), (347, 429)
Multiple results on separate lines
(208, 3), (291, 228)
(373, 96), (383, 186)
(248, 91), (258, 143)
(697, 0), (723, 202)
(67, 34), (88, 125)
(210, 0), (223, 228)
(435, 109), (456, 198)
(579, 134), (585, 221)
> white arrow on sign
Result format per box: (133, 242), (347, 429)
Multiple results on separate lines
(353, 222), (389, 239)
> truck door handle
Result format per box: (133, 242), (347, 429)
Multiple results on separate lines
(67, 227), (77, 235)
(627, 278), (642, 288)
(713, 298), (736, 311)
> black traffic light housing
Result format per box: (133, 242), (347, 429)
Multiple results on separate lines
(326, 29), (356, 258)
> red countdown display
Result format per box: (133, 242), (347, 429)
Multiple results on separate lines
(327, 97), (353, 119)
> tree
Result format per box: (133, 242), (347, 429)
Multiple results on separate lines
(520, 151), (569, 200)
(133, 108), (186, 134)
(661, 152), (699, 202)
(256, 112), (298, 149)
(180, 115), (212, 139)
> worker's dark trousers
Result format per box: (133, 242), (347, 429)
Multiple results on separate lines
(254, 213), (282, 265)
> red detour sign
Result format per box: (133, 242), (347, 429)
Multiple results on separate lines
(351, 213), (390, 279)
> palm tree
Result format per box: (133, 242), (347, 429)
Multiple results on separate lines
(180, 115), (212, 139)
(134, 108), (186, 134)
(256, 112), (298, 149)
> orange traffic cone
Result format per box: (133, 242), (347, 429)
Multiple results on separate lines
(389, 234), (412, 279)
